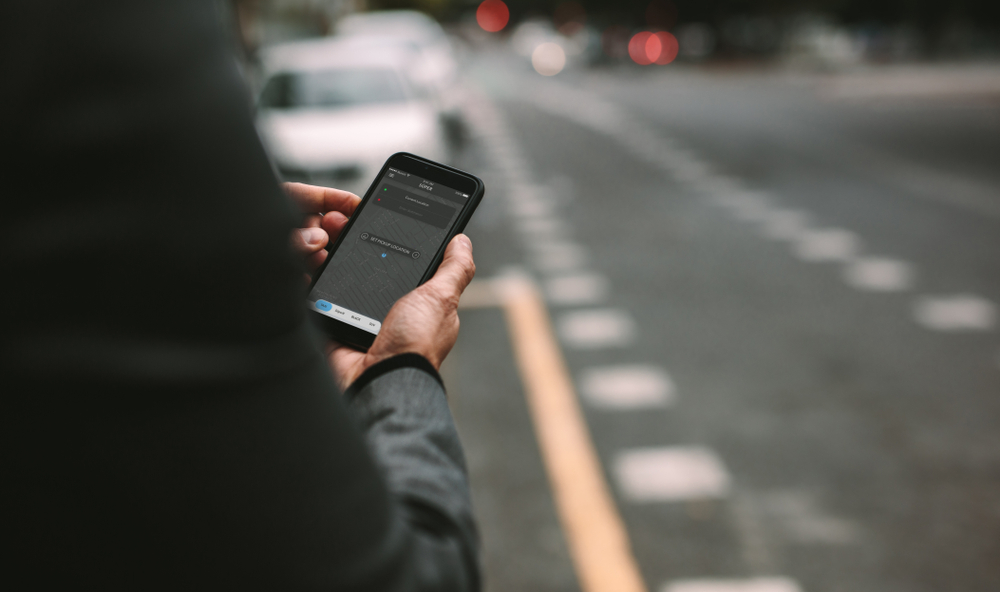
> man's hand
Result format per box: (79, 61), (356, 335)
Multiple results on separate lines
(326, 234), (474, 389)
(286, 182), (360, 275)
(285, 182), (476, 391)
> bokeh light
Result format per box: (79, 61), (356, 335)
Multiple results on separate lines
(629, 31), (679, 65)
(652, 31), (679, 64)
(532, 42), (567, 76)
(646, 33), (662, 63)
(476, 0), (510, 33)
(629, 32), (654, 65)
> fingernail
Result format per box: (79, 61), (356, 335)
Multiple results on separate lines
(456, 234), (472, 251)
(300, 228), (323, 245)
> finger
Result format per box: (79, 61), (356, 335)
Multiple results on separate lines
(284, 182), (361, 218)
(302, 213), (322, 228)
(321, 210), (350, 243)
(424, 234), (476, 300)
(291, 227), (328, 255)
(306, 248), (328, 272)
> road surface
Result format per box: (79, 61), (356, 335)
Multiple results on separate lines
(442, 51), (1000, 592)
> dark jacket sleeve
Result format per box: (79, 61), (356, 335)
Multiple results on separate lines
(1, 1), (479, 589)
(347, 355), (481, 592)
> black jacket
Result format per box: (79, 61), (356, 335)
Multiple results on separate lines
(2, 1), (479, 589)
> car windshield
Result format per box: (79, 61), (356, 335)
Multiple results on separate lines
(259, 68), (407, 110)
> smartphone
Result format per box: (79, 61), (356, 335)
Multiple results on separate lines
(306, 152), (485, 350)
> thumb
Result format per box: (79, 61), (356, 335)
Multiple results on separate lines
(425, 234), (476, 300)
(291, 227), (328, 254)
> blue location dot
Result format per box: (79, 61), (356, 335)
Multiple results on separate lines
(315, 299), (333, 312)
(381, 253), (387, 258)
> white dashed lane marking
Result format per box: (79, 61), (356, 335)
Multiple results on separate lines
(842, 257), (915, 292)
(760, 210), (810, 242)
(525, 79), (994, 344)
(614, 446), (731, 502)
(545, 272), (610, 306)
(791, 228), (861, 262)
(579, 365), (675, 409)
(530, 240), (589, 273)
(558, 308), (636, 349)
(729, 194), (774, 223)
(662, 577), (803, 592)
(913, 295), (997, 331)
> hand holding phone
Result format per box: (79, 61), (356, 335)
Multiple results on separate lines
(303, 153), (484, 352)
(325, 233), (474, 389)
(285, 160), (480, 389)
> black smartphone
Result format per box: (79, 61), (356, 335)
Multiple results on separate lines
(306, 152), (485, 351)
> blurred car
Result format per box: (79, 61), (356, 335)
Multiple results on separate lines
(335, 11), (465, 141)
(256, 38), (448, 194)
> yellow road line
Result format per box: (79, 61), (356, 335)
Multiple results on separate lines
(462, 275), (647, 592)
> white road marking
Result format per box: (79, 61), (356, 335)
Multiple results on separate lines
(760, 210), (810, 241)
(532, 241), (589, 272)
(579, 365), (675, 409)
(792, 228), (860, 262)
(729, 194), (773, 222)
(558, 309), (636, 349)
(614, 446), (731, 502)
(843, 257), (915, 292)
(914, 295), (997, 331)
(546, 272), (610, 305)
(662, 577), (802, 592)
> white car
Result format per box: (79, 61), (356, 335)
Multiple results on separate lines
(335, 11), (465, 137)
(256, 38), (448, 195)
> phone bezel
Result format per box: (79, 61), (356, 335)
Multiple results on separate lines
(306, 152), (484, 351)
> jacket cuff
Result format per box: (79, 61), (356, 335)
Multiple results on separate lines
(344, 353), (444, 399)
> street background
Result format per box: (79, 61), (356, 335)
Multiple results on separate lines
(244, 2), (1000, 591)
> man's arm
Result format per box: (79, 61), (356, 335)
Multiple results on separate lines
(287, 182), (481, 590)
(348, 359), (480, 592)
(3, 2), (480, 589)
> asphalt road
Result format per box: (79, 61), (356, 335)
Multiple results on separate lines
(442, 50), (1000, 592)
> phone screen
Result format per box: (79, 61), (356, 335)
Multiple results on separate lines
(307, 166), (471, 335)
